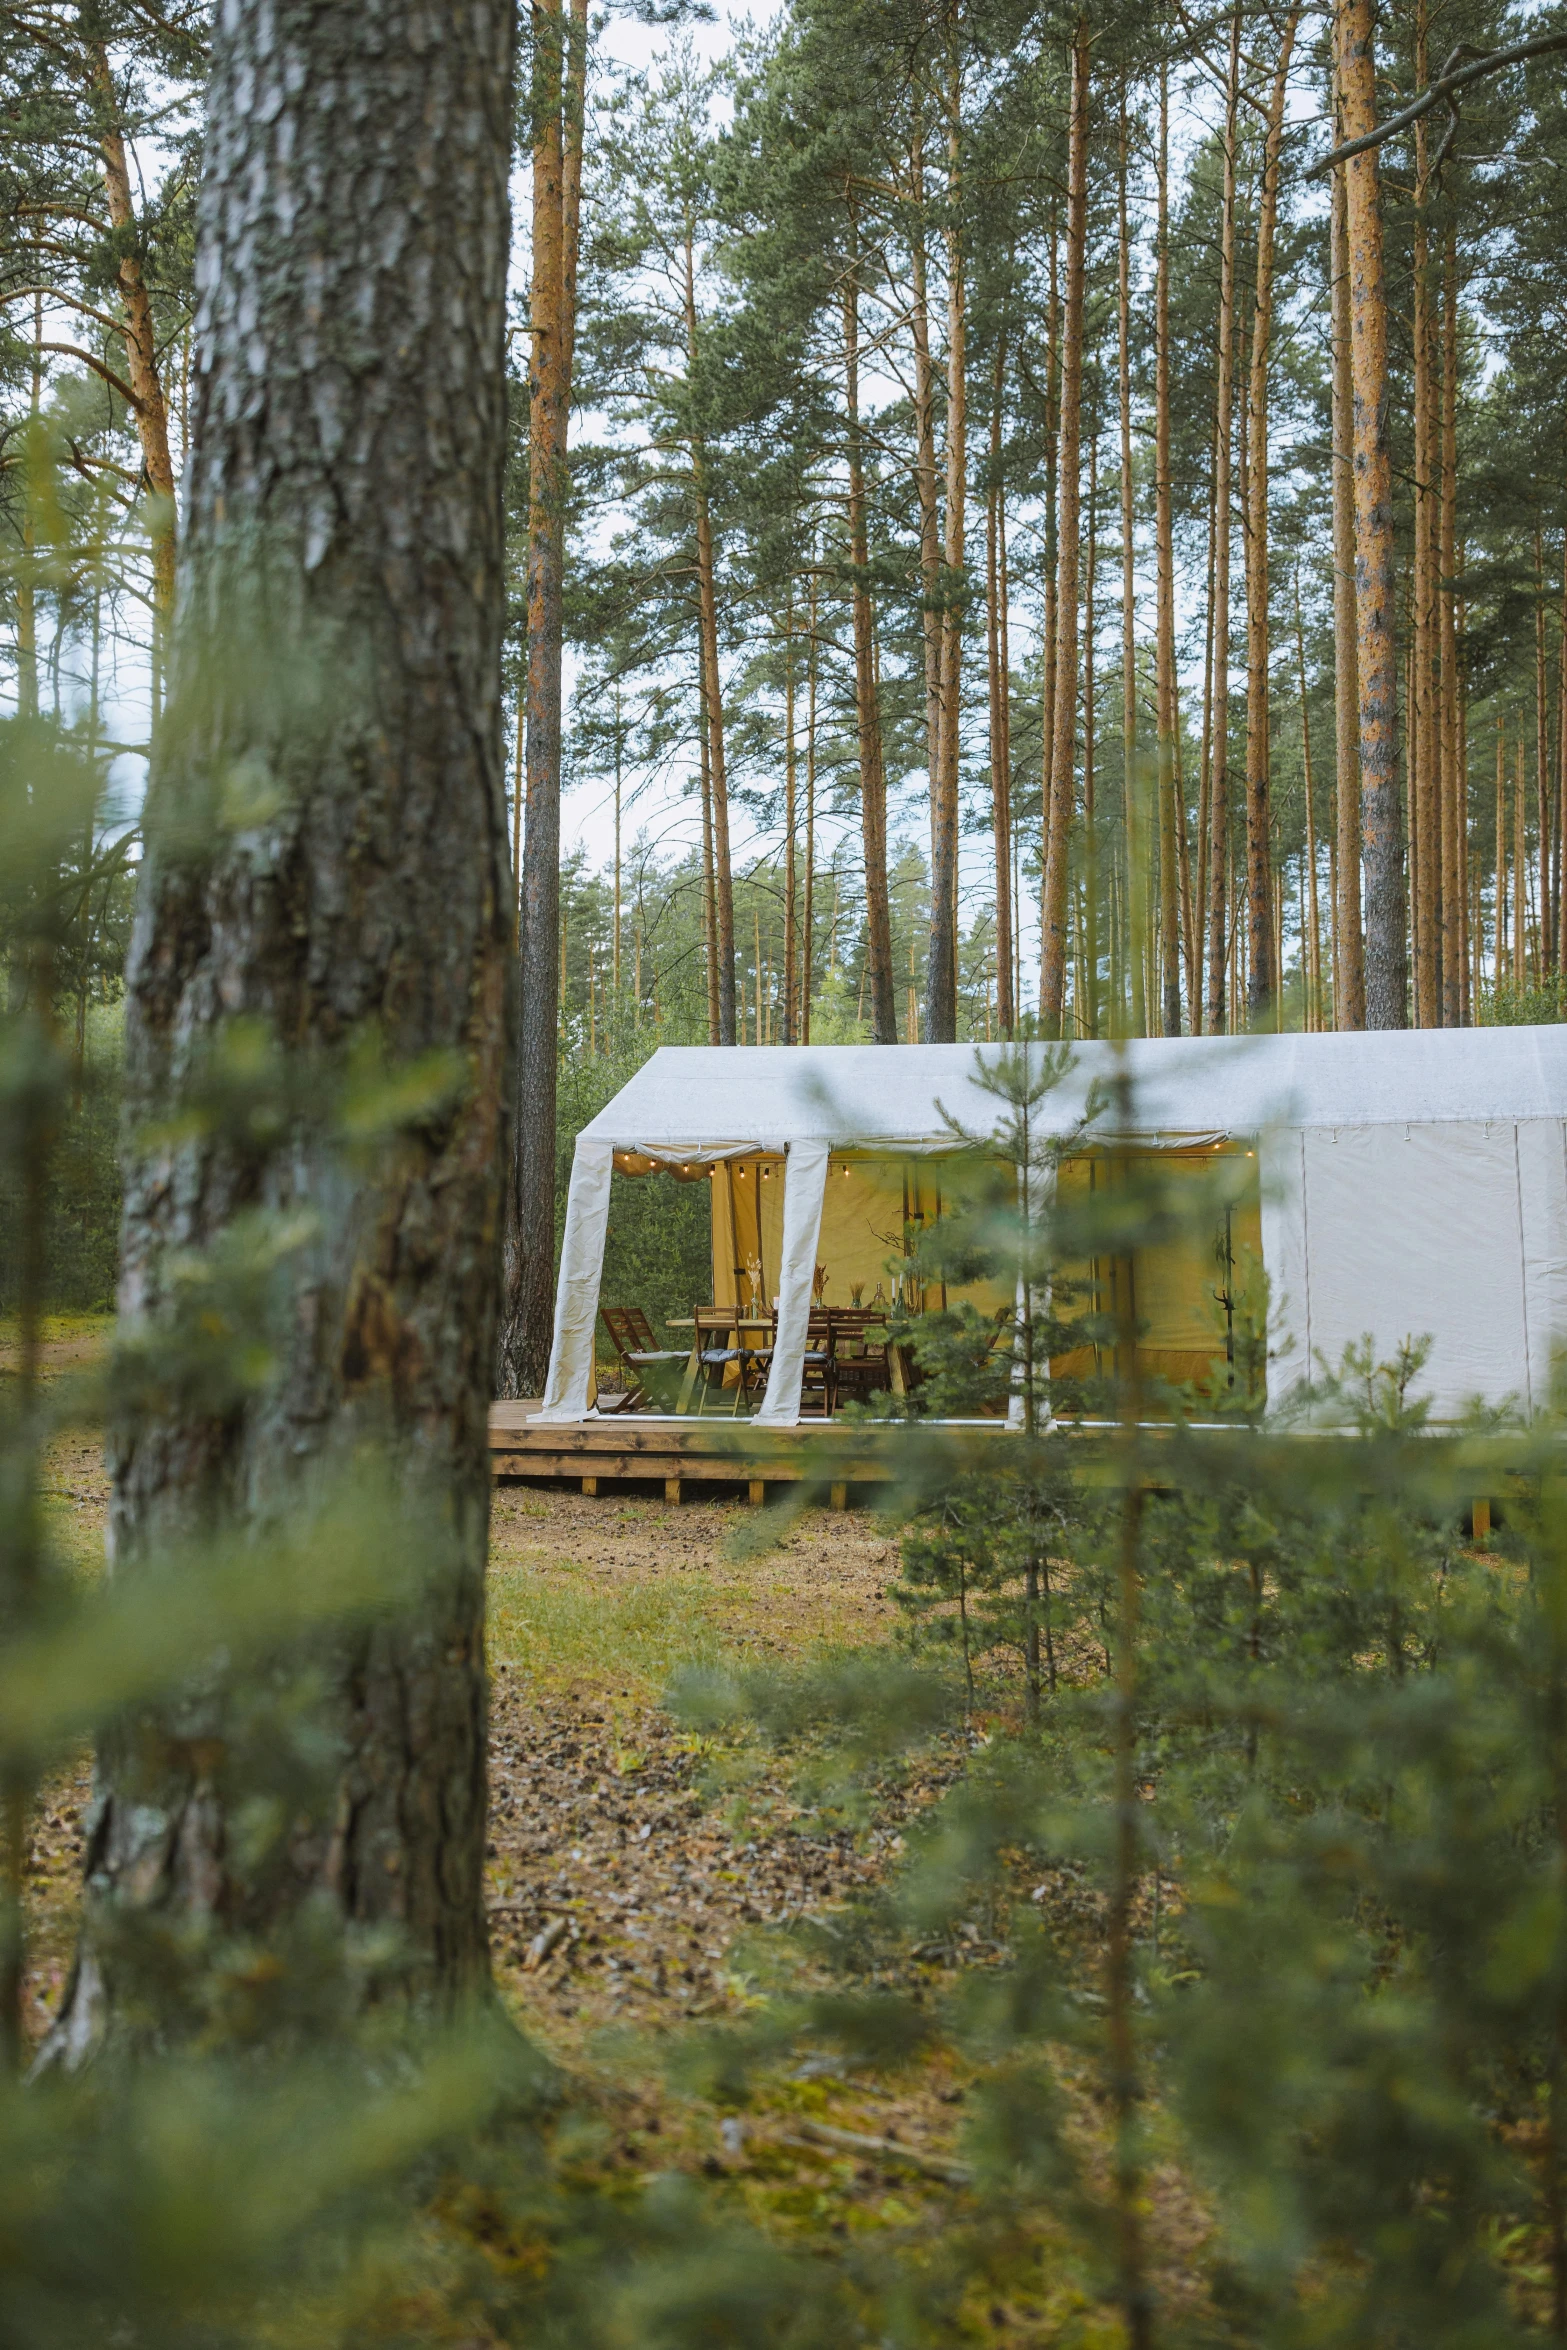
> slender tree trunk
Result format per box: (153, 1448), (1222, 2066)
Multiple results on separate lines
(49, 0), (514, 2054)
(1242, 10), (1298, 1021)
(783, 591), (798, 1043)
(927, 49), (967, 1043)
(803, 568), (817, 1042)
(999, 476), (1015, 1022)
(1207, 12), (1241, 1035)
(1330, 138), (1366, 1028)
(1038, 213), (1060, 1019)
(1085, 423), (1100, 1037)
(687, 223), (735, 1047)
(1154, 66), (1181, 1035)
(1194, 463), (1217, 1031)
(1503, 714), (1512, 991)
(1041, 17), (1089, 1035)
(1297, 575), (1323, 1028)
(88, 40), (177, 620)
(1411, 23), (1439, 1028)
(1117, 94), (1145, 1036)
(1517, 734), (1530, 984)
(987, 336), (1014, 1033)
(844, 228), (898, 1043)
(909, 119), (944, 851)
(1337, 0), (1406, 1027)
(500, 0), (575, 1395)
(1538, 528), (1552, 978)
(16, 300), (39, 721)
(1440, 225), (1462, 1025)
(700, 680), (719, 1042)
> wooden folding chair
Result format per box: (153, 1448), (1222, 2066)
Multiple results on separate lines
(599, 1306), (686, 1413)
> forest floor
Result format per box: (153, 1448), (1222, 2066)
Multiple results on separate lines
(13, 1316), (1200, 2342)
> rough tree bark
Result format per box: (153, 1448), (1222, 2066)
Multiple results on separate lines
(1206, 11), (1240, 1035)
(498, 0), (587, 1396)
(49, 0), (515, 2054)
(1242, 9), (1298, 1023)
(1337, 0), (1407, 1028)
(1331, 131), (1366, 1029)
(1040, 16), (1089, 1036)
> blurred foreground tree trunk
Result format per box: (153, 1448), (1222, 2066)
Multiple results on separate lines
(47, 0), (515, 2058)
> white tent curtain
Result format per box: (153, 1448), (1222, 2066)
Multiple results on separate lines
(537, 1135), (614, 1421)
(754, 1139), (831, 1427)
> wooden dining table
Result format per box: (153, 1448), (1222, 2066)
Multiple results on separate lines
(665, 1305), (905, 1413)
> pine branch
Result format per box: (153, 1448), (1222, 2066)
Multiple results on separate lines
(1312, 29), (1567, 177)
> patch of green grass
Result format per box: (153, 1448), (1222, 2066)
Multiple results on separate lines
(0, 1310), (115, 1354)
(487, 1559), (726, 1692)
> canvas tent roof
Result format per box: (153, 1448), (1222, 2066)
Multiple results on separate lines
(574, 1030), (1567, 1151)
(541, 1030), (1567, 1427)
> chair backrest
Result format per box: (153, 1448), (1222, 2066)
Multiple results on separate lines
(601, 1306), (657, 1359)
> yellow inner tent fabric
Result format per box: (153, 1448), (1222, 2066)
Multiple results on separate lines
(704, 1146), (1260, 1398)
(1051, 1147), (1264, 1393)
(708, 1154), (1012, 1319)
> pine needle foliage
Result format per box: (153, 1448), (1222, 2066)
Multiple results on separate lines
(670, 1046), (1567, 2345)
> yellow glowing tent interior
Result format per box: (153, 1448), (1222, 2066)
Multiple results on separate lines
(537, 1031), (1567, 1427)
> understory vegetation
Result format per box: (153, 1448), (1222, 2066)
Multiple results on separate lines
(11, 4), (1567, 2343)
(8, 749), (1567, 2337)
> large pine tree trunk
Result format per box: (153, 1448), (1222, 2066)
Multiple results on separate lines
(51, 0), (515, 2051)
(1040, 17), (1089, 1036)
(1337, 0), (1407, 1028)
(1205, 12), (1240, 1036)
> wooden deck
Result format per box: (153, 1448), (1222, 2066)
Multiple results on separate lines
(488, 1400), (1014, 1505)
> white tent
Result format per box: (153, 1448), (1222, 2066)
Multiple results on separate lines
(538, 1029), (1567, 1425)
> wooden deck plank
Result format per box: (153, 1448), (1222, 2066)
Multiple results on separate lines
(486, 1401), (1016, 1492)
